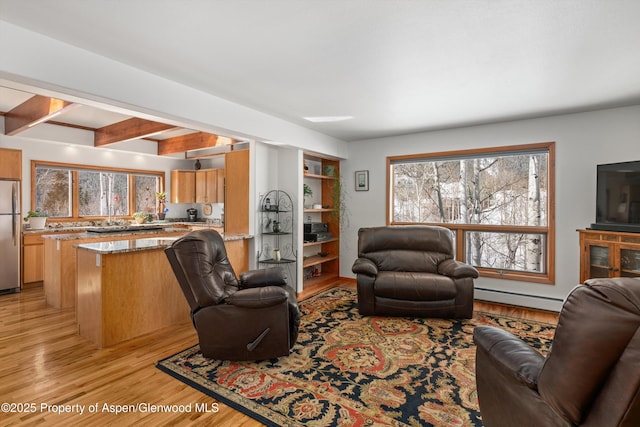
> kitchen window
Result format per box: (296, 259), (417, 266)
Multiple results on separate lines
(387, 142), (555, 284)
(32, 161), (164, 221)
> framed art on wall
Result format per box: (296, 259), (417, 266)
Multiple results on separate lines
(355, 170), (369, 191)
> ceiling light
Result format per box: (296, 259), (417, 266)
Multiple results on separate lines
(303, 116), (354, 123)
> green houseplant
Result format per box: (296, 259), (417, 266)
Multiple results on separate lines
(156, 192), (167, 220)
(133, 212), (148, 224)
(24, 209), (47, 229)
(303, 183), (313, 208)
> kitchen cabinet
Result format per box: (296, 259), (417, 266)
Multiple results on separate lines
(302, 153), (340, 292)
(0, 148), (22, 180)
(22, 233), (45, 284)
(224, 150), (250, 234)
(195, 169), (223, 203)
(173, 168), (223, 204)
(578, 229), (640, 282)
(170, 170), (195, 203)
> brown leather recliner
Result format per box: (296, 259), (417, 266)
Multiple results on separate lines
(351, 225), (478, 318)
(165, 229), (299, 360)
(474, 277), (640, 427)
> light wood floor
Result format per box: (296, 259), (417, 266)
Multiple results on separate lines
(0, 281), (558, 426)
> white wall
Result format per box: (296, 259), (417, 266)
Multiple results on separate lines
(341, 105), (640, 311)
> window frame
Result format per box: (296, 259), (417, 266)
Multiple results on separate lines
(386, 142), (555, 284)
(30, 160), (165, 222)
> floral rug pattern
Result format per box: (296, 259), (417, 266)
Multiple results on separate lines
(157, 287), (555, 426)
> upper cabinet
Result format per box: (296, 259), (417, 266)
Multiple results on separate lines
(195, 169), (224, 203)
(0, 148), (22, 180)
(172, 168), (223, 204)
(224, 149), (250, 235)
(170, 170), (195, 203)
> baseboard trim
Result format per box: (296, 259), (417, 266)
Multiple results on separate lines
(475, 287), (564, 312)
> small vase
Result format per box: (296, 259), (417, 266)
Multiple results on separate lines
(272, 221), (281, 233)
(273, 249), (281, 262)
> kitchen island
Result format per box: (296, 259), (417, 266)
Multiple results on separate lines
(76, 238), (187, 348)
(75, 233), (253, 348)
(42, 227), (188, 308)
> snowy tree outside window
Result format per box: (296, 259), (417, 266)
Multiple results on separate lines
(33, 162), (163, 220)
(389, 142), (554, 283)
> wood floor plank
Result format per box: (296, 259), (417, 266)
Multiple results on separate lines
(0, 282), (557, 426)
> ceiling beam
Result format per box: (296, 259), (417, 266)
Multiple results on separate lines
(157, 132), (235, 155)
(4, 95), (79, 136)
(94, 117), (178, 147)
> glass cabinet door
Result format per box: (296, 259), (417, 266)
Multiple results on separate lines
(620, 248), (640, 277)
(588, 244), (612, 278)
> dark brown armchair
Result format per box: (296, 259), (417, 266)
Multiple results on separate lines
(351, 225), (478, 318)
(165, 229), (299, 360)
(474, 278), (640, 427)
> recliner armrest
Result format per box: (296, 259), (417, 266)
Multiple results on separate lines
(352, 257), (378, 276)
(474, 326), (545, 389)
(438, 259), (479, 278)
(226, 286), (288, 308)
(240, 267), (287, 288)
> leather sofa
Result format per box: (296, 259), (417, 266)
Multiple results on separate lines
(351, 225), (478, 318)
(474, 277), (640, 426)
(165, 229), (299, 360)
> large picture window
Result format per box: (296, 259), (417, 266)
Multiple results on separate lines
(388, 142), (555, 283)
(32, 161), (164, 221)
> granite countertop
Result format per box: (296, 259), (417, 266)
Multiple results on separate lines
(23, 221), (224, 235)
(76, 233), (253, 254)
(76, 238), (180, 254)
(41, 227), (188, 241)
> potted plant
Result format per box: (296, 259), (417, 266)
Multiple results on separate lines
(303, 184), (313, 208)
(24, 209), (47, 230)
(156, 192), (167, 220)
(133, 212), (147, 224)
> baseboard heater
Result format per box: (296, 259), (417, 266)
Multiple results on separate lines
(475, 287), (564, 312)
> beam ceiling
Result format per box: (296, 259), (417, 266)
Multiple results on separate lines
(94, 117), (179, 147)
(157, 132), (235, 156)
(4, 95), (80, 136)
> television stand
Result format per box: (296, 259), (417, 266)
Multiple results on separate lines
(578, 229), (640, 283)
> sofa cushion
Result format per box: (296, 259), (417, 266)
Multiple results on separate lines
(374, 271), (457, 301)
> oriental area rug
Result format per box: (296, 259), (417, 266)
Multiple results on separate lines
(157, 287), (555, 426)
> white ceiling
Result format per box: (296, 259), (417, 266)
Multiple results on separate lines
(1, 0), (640, 142)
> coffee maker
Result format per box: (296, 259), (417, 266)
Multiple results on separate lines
(187, 208), (198, 222)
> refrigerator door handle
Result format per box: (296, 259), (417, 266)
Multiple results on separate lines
(12, 181), (18, 246)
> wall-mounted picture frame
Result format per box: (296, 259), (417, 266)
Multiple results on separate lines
(355, 170), (369, 191)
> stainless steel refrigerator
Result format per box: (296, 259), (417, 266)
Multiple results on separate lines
(0, 180), (21, 293)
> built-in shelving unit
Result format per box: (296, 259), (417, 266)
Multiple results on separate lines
(302, 153), (340, 292)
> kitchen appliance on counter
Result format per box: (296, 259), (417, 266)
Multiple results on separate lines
(187, 208), (198, 222)
(0, 180), (21, 293)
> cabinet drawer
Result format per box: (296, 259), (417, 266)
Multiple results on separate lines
(23, 233), (46, 245)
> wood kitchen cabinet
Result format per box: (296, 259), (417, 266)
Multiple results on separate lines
(173, 168), (223, 204)
(22, 233), (45, 284)
(195, 169), (223, 203)
(224, 150), (250, 234)
(170, 170), (195, 203)
(578, 229), (640, 282)
(0, 148), (22, 179)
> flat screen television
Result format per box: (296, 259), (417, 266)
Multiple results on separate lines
(591, 160), (640, 232)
